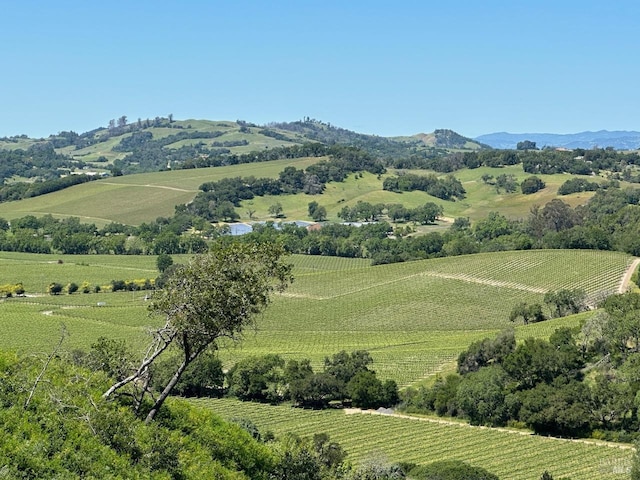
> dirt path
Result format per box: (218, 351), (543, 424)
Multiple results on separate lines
(422, 271), (548, 294)
(619, 258), (640, 293)
(100, 182), (196, 192)
(345, 409), (634, 450)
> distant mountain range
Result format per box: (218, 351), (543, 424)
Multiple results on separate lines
(475, 130), (640, 150)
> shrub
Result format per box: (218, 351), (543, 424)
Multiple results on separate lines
(409, 460), (499, 479)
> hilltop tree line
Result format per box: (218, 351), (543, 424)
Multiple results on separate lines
(388, 146), (640, 176)
(401, 291), (640, 442)
(0, 172), (99, 202)
(265, 118), (448, 160)
(5, 114), (640, 210)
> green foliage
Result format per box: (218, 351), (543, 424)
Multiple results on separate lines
(509, 302), (546, 325)
(544, 289), (588, 318)
(228, 354), (286, 403)
(382, 173), (466, 200)
(409, 460), (499, 479)
(457, 329), (516, 375)
(347, 370), (398, 409)
(153, 349), (225, 397)
(271, 432), (347, 480)
(308, 201), (327, 222)
(0, 350), (281, 479)
(324, 350), (373, 401)
(518, 379), (593, 437)
(156, 253), (174, 272)
(502, 335), (583, 390)
(269, 202), (284, 218)
(455, 365), (513, 426)
(110, 242), (292, 422)
(83, 336), (135, 382)
(494, 173), (518, 193)
(349, 458), (406, 479)
(601, 292), (640, 362)
(517, 140), (537, 151)
(520, 176), (545, 194)
(48, 282), (63, 295)
(473, 212), (516, 241)
(558, 177), (601, 195)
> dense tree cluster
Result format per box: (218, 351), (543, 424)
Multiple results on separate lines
(0, 143), (82, 184)
(402, 295), (640, 440)
(0, 173), (99, 203)
(557, 177), (604, 195)
(0, 213), (214, 255)
(226, 350), (398, 410)
(521, 148), (640, 175)
(383, 173), (466, 200)
(520, 176), (545, 194)
(337, 201), (443, 225)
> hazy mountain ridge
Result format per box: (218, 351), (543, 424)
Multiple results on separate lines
(476, 130), (640, 150)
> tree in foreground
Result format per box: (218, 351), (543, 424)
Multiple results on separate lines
(103, 242), (292, 422)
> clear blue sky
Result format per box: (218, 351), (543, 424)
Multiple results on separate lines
(2, 1), (639, 138)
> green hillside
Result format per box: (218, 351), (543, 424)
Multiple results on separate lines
(0, 157), (324, 225)
(0, 249), (631, 385)
(0, 160), (605, 227)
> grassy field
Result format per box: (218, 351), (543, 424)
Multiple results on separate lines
(192, 397), (633, 480)
(0, 157), (324, 226)
(0, 152), (614, 227)
(0, 249), (632, 386)
(241, 165), (606, 224)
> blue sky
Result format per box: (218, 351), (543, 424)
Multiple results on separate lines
(2, 1), (639, 138)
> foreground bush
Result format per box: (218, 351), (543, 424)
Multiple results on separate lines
(0, 350), (276, 479)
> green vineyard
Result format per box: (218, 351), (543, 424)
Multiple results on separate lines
(0, 249), (633, 386)
(192, 398), (633, 480)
